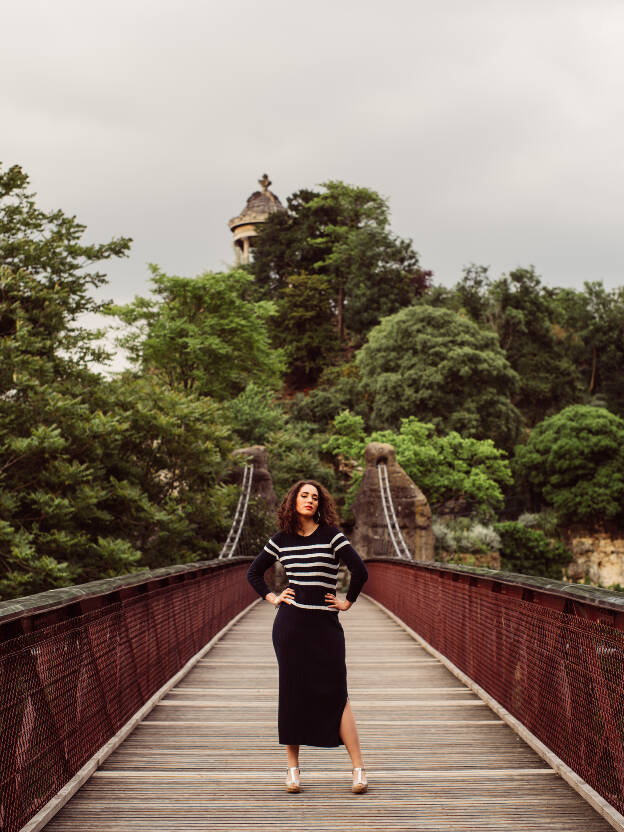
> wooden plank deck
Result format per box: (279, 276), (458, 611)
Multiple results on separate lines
(45, 596), (614, 831)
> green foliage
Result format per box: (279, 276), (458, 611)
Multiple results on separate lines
(0, 359), (237, 598)
(486, 268), (580, 426)
(423, 265), (588, 427)
(264, 420), (337, 500)
(272, 273), (339, 385)
(494, 521), (572, 579)
(355, 305), (523, 449)
(225, 382), (286, 445)
(108, 265), (285, 399)
(552, 281), (624, 418)
(432, 518), (501, 555)
(516, 509), (560, 537)
(323, 410), (367, 462)
(287, 362), (366, 429)
(513, 404), (624, 524)
(0, 165), (238, 600)
(252, 181), (428, 344)
(0, 163), (131, 368)
(324, 412), (512, 519)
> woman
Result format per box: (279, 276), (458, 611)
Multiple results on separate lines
(246, 479), (369, 794)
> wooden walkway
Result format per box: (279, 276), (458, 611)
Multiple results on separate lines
(46, 596), (614, 831)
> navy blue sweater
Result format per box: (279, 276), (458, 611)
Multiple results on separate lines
(246, 523), (368, 612)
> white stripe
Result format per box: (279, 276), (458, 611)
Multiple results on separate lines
(288, 579), (336, 588)
(263, 545), (278, 558)
(290, 600), (337, 612)
(329, 532), (344, 546)
(280, 552), (337, 562)
(285, 561), (339, 570)
(285, 570), (338, 578)
(334, 539), (349, 552)
(274, 543), (333, 552)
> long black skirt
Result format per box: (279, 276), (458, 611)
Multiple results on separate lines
(272, 602), (348, 747)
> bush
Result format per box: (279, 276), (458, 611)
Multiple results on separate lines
(513, 404), (624, 525)
(432, 520), (457, 553)
(432, 518), (500, 555)
(516, 509), (559, 537)
(494, 521), (572, 579)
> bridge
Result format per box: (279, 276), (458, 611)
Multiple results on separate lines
(2, 448), (624, 832)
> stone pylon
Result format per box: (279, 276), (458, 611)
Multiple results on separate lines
(230, 445), (277, 512)
(228, 445), (285, 589)
(351, 442), (434, 561)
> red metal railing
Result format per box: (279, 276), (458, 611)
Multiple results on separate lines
(0, 559), (255, 832)
(365, 558), (624, 815)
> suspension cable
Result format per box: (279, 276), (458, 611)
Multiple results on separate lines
(377, 462), (412, 560)
(219, 463), (254, 559)
(380, 463), (412, 559)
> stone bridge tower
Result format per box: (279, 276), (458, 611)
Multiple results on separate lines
(228, 174), (285, 265)
(351, 442), (435, 561)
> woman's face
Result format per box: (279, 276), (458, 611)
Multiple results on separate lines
(295, 484), (319, 519)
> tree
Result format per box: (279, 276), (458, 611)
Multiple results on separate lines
(485, 268), (581, 426)
(324, 411), (512, 519)
(108, 265), (285, 399)
(0, 165), (239, 599)
(0, 163), (131, 369)
(513, 404), (624, 525)
(494, 522), (572, 579)
(225, 382), (286, 446)
(272, 273), (340, 386)
(553, 281), (624, 417)
(287, 361), (367, 430)
(421, 266), (586, 426)
(251, 181), (430, 344)
(355, 305), (523, 449)
(0, 356), (237, 598)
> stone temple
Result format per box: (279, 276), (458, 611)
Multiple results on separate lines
(228, 174), (285, 265)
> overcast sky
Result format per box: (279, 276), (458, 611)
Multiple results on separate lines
(3, 0), (624, 320)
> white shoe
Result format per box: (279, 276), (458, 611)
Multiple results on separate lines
(352, 767), (368, 794)
(285, 766), (301, 793)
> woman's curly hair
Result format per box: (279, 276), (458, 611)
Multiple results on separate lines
(277, 480), (339, 535)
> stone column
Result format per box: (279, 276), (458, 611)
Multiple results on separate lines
(228, 445), (285, 590)
(351, 442), (434, 561)
(242, 236), (250, 265)
(230, 445), (277, 510)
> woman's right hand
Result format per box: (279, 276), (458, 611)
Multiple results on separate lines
(274, 587), (294, 606)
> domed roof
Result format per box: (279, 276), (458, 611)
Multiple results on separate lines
(228, 174), (285, 231)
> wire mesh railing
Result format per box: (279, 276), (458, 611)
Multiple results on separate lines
(0, 559), (256, 832)
(364, 557), (624, 818)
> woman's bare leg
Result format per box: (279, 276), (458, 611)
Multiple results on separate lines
(339, 700), (364, 768)
(286, 744), (300, 768)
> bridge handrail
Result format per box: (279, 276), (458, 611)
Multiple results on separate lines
(0, 557), (252, 626)
(364, 556), (624, 819)
(365, 554), (624, 617)
(1, 556), (255, 832)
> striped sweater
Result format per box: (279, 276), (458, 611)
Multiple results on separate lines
(246, 524), (368, 612)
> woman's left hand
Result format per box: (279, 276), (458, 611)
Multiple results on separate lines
(325, 593), (352, 611)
